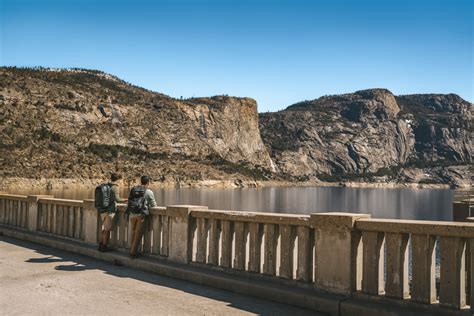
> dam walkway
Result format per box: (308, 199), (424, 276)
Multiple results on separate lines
(0, 236), (317, 315)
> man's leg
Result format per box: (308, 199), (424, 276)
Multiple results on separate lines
(100, 214), (116, 252)
(98, 214), (106, 251)
(130, 216), (139, 257)
(101, 230), (111, 250)
(135, 216), (145, 254)
(130, 216), (145, 258)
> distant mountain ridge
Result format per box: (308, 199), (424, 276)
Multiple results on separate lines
(1, 67), (472, 187)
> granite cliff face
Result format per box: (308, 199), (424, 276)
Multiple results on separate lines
(259, 89), (473, 186)
(1, 67), (472, 187)
(0, 67), (274, 184)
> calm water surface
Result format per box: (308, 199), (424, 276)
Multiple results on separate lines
(7, 186), (453, 221)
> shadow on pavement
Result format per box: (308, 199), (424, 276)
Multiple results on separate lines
(2, 236), (317, 316)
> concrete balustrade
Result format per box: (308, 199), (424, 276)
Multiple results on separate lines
(356, 218), (474, 311)
(1, 193), (473, 315)
(37, 197), (84, 239)
(188, 209), (313, 281)
(0, 194), (30, 229)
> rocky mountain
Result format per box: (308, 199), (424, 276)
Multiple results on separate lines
(0, 67), (274, 186)
(259, 89), (473, 186)
(1, 67), (472, 188)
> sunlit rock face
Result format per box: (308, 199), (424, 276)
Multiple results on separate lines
(0, 67), (273, 182)
(259, 89), (473, 185)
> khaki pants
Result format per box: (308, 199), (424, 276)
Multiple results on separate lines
(100, 213), (115, 231)
(130, 215), (145, 256)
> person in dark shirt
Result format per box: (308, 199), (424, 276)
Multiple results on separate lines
(99, 173), (126, 252)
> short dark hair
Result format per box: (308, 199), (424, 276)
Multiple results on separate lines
(141, 175), (151, 185)
(111, 173), (121, 182)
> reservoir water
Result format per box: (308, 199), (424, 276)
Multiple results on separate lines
(6, 186), (453, 221)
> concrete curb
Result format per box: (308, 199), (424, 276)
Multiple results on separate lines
(0, 225), (470, 316)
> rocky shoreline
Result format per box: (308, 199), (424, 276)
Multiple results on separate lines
(0, 177), (453, 192)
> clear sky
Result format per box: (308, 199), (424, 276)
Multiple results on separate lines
(1, 0), (472, 112)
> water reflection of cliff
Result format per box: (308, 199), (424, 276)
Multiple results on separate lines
(7, 187), (452, 221)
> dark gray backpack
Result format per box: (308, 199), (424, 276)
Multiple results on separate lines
(95, 183), (114, 213)
(126, 186), (148, 215)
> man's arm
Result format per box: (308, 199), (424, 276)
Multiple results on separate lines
(111, 185), (127, 203)
(146, 189), (157, 208)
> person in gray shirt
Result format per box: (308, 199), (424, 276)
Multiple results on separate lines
(129, 175), (157, 259)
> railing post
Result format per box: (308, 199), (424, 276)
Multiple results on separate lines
(82, 199), (99, 244)
(311, 212), (371, 294)
(165, 205), (207, 264)
(26, 195), (53, 232)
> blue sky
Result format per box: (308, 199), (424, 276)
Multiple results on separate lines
(1, 0), (472, 111)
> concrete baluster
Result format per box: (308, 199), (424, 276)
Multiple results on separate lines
(74, 207), (82, 239)
(6, 199), (10, 225)
(248, 222), (263, 273)
(68, 206), (74, 237)
(56, 205), (62, 235)
(43, 203), (49, 232)
(8, 200), (12, 226)
(4, 199), (9, 225)
(18, 201), (22, 227)
(0, 198), (5, 224)
(312, 213), (371, 294)
(18, 201), (23, 228)
(385, 232), (409, 299)
(152, 214), (162, 255)
(161, 215), (170, 256)
(411, 234), (437, 303)
(59, 205), (66, 236)
(263, 224), (279, 275)
(220, 220), (233, 268)
(296, 225), (312, 282)
(233, 222), (245, 269)
(440, 236), (467, 309)
(233, 221), (247, 270)
(13, 200), (18, 227)
(142, 214), (152, 254)
(196, 217), (208, 263)
(46, 204), (54, 233)
(362, 231), (385, 295)
(279, 224), (296, 279)
(17, 201), (22, 227)
(82, 200), (100, 244)
(116, 210), (124, 248)
(207, 218), (220, 265)
(24, 201), (29, 228)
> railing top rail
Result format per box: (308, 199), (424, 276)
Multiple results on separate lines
(190, 209), (310, 226)
(38, 197), (83, 208)
(0, 193), (28, 202)
(356, 218), (474, 238)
